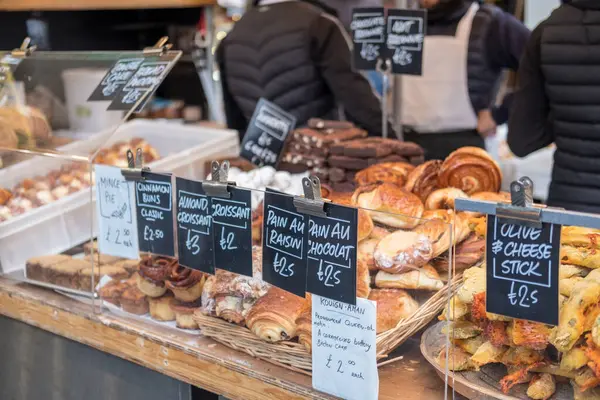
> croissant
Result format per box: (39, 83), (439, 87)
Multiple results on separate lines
(354, 162), (415, 187)
(246, 287), (306, 343)
(404, 160), (442, 202)
(438, 147), (502, 195)
(352, 183), (424, 229)
(425, 188), (469, 210)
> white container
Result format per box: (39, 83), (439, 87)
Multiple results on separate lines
(0, 120), (240, 274)
(62, 68), (124, 133)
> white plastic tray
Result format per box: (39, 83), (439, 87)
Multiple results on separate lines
(0, 120), (240, 274)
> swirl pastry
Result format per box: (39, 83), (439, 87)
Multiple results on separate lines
(137, 255), (176, 297)
(374, 230), (433, 274)
(438, 147), (502, 195)
(405, 160), (442, 202)
(166, 265), (206, 302)
(354, 162), (415, 187)
(352, 183), (424, 229)
(369, 289), (419, 333)
(425, 188), (469, 210)
(246, 287), (307, 343)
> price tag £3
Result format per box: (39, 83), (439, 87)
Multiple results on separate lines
(94, 165), (139, 259)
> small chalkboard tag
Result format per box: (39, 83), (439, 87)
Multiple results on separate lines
(94, 165), (139, 259)
(306, 203), (358, 305)
(486, 215), (561, 325)
(262, 188), (307, 297)
(312, 295), (378, 400)
(108, 58), (174, 112)
(351, 8), (386, 71)
(88, 58), (144, 101)
(211, 187), (253, 277)
(240, 98), (296, 168)
(385, 9), (426, 75)
(175, 177), (214, 274)
(134, 172), (175, 257)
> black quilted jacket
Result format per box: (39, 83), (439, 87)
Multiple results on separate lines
(216, 0), (387, 138)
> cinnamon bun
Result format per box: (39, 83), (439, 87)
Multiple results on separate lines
(137, 256), (176, 297)
(404, 160), (442, 202)
(166, 265), (206, 302)
(438, 147), (502, 195)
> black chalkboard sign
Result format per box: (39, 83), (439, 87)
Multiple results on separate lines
(211, 187), (253, 277)
(88, 58), (144, 101)
(262, 188), (307, 297)
(351, 8), (386, 71)
(486, 216), (561, 325)
(135, 172), (175, 257)
(385, 9), (426, 75)
(175, 177), (214, 274)
(108, 54), (177, 112)
(306, 203), (358, 305)
(240, 98), (296, 168)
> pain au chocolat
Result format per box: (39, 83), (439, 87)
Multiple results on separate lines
(352, 183), (424, 229)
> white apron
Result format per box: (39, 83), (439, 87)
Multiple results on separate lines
(400, 2), (479, 133)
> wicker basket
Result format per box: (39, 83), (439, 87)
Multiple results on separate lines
(193, 275), (463, 375)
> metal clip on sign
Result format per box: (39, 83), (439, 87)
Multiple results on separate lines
(143, 36), (173, 56)
(202, 160), (234, 198)
(11, 37), (36, 58)
(496, 176), (542, 229)
(294, 176), (327, 218)
(121, 148), (150, 181)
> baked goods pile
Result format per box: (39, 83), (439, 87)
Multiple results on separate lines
(0, 137), (159, 222)
(0, 106), (52, 150)
(438, 226), (600, 399)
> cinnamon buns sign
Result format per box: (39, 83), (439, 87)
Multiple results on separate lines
(486, 216), (561, 325)
(306, 203), (358, 305)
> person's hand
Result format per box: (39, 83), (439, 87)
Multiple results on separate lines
(477, 109), (497, 138)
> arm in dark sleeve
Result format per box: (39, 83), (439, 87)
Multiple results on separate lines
(216, 42), (248, 138)
(311, 14), (392, 137)
(507, 25), (553, 157)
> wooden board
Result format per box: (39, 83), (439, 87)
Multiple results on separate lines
(0, 277), (451, 400)
(0, 0), (216, 11)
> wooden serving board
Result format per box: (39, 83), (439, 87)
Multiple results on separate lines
(420, 322), (572, 400)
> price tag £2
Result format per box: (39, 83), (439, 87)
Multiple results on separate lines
(94, 165), (139, 259)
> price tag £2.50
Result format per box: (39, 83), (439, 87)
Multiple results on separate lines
(94, 165), (139, 259)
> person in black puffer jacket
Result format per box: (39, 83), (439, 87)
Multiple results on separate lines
(217, 0), (390, 139)
(508, 0), (600, 213)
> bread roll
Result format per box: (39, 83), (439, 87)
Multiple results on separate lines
(404, 160), (442, 201)
(425, 188), (468, 210)
(438, 147), (502, 195)
(246, 287), (307, 343)
(375, 264), (444, 291)
(374, 230), (433, 274)
(368, 289), (419, 333)
(352, 183), (424, 229)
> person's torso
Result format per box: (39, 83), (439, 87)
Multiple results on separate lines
(540, 3), (600, 212)
(220, 1), (337, 126)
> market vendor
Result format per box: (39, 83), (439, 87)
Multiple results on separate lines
(508, 0), (600, 214)
(217, 0), (392, 138)
(398, 0), (530, 160)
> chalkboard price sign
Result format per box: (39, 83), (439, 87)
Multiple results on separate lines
(240, 98), (296, 168)
(350, 8), (386, 71)
(386, 9), (426, 75)
(211, 187), (253, 277)
(262, 189), (307, 297)
(306, 203), (358, 305)
(88, 58), (144, 101)
(135, 172), (175, 257)
(175, 177), (214, 274)
(486, 216), (561, 325)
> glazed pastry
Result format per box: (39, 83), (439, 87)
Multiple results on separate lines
(137, 255), (176, 297)
(25, 254), (71, 282)
(354, 162), (415, 187)
(375, 264), (444, 291)
(404, 160), (442, 202)
(78, 264), (128, 291)
(120, 286), (149, 315)
(374, 230), (433, 274)
(246, 287), (306, 343)
(171, 300), (200, 329)
(296, 307), (312, 352)
(368, 289), (419, 333)
(438, 147), (502, 195)
(166, 264), (206, 302)
(414, 218), (452, 258)
(149, 294), (176, 321)
(352, 183), (424, 229)
(358, 238), (379, 272)
(424, 188), (469, 210)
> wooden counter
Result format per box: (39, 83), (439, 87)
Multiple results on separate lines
(0, 0), (217, 11)
(0, 277), (449, 400)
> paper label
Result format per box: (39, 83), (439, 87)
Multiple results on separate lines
(94, 165), (139, 259)
(312, 295), (378, 400)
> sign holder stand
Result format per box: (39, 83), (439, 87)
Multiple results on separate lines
(377, 58), (392, 139)
(202, 160), (234, 199)
(293, 176), (327, 218)
(121, 148), (150, 182)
